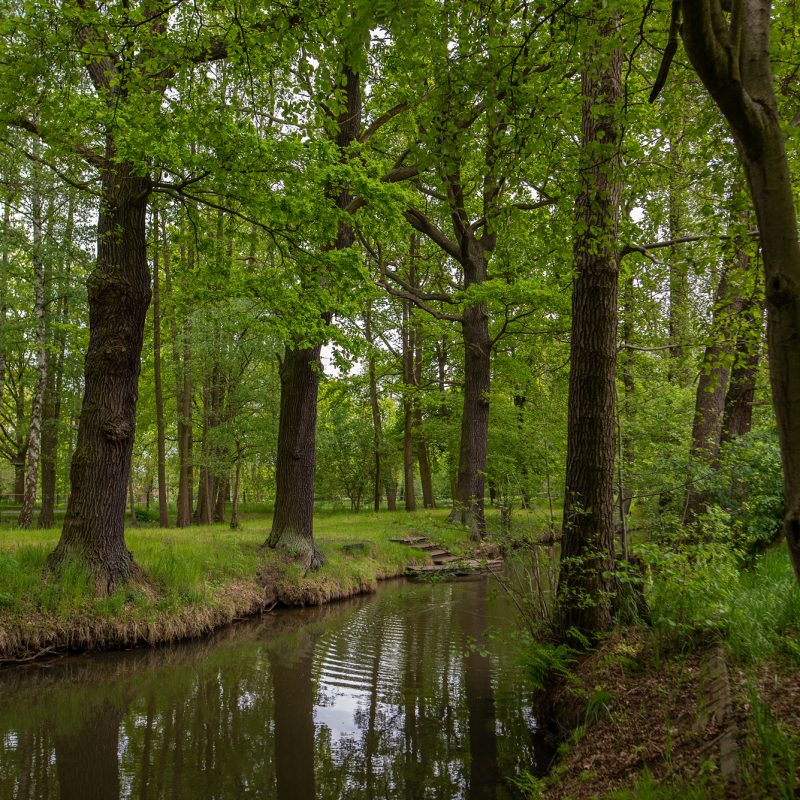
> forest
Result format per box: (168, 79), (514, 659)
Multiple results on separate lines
(0, 0), (799, 797)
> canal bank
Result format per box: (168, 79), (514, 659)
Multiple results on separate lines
(0, 511), (482, 664)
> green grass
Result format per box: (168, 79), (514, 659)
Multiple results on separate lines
(0, 509), (476, 659)
(644, 541), (800, 663)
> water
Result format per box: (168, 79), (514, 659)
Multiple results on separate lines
(0, 577), (552, 799)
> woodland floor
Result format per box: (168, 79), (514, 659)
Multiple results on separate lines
(543, 628), (800, 799)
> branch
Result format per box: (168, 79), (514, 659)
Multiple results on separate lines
(9, 117), (110, 171)
(403, 207), (461, 262)
(620, 229), (759, 258)
(344, 163), (420, 215)
(649, 0), (682, 103)
(382, 266), (455, 304)
(2, 140), (96, 194)
(472, 197), (558, 232)
(359, 97), (425, 144)
(375, 280), (462, 323)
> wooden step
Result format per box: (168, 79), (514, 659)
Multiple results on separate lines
(432, 554), (460, 564)
(389, 536), (429, 545)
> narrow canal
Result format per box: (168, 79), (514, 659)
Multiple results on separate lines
(0, 577), (552, 799)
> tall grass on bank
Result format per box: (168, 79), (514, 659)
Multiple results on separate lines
(643, 541), (800, 663)
(0, 510), (460, 659)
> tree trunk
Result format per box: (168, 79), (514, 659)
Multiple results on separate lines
(668, 136), (690, 384)
(447, 248), (490, 539)
(128, 471), (138, 528)
(415, 328), (435, 509)
(402, 299), (417, 512)
(679, 0), (800, 582)
(721, 298), (762, 444)
(230, 441), (241, 529)
(174, 238), (194, 528)
(214, 476), (229, 523)
(152, 206), (169, 527)
(19, 181), (48, 528)
(385, 475), (398, 511)
(267, 344), (326, 569)
(0, 199), (9, 440)
(266, 59), (361, 565)
(365, 303), (383, 511)
(684, 235), (749, 519)
(39, 194), (74, 529)
(46, 161), (151, 590)
(557, 11), (622, 642)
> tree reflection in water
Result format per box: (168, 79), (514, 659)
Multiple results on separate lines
(0, 579), (552, 799)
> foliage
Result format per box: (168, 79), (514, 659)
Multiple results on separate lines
(641, 539), (800, 663)
(700, 430), (784, 558)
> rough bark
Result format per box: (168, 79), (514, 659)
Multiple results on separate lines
(446, 239), (490, 539)
(266, 59), (361, 566)
(19, 182), (48, 528)
(679, 0), (800, 582)
(152, 206), (169, 527)
(557, 10), (622, 642)
(46, 159), (151, 590)
(267, 344), (326, 569)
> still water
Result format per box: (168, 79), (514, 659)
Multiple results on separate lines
(0, 578), (551, 799)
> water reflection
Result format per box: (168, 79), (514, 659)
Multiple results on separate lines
(0, 579), (551, 799)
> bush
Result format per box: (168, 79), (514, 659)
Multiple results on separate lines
(702, 429), (784, 557)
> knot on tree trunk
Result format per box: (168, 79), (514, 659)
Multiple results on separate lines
(102, 414), (133, 442)
(766, 274), (794, 309)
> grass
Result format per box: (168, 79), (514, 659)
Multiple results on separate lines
(0, 508), (475, 661)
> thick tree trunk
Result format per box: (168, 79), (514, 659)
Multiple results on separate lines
(267, 344), (326, 569)
(46, 161), (151, 590)
(447, 270), (490, 539)
(385, 476), (398, 511)
(557, 12), (622, 642)
(19, 183), (48, 528)
(152, 206), (169, 527)
(680, 0), (800, 583)
(267, 60), (361, 565)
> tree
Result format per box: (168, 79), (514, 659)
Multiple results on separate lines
(556, 5), (624, 642)
(672, 0), (800, 581)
